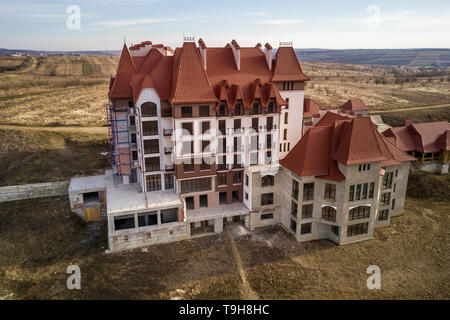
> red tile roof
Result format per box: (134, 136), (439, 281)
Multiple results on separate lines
(314, 111), (350, 127)
(272, 47), (309, 82)
(303, 98), (322, 118)
(339, 99), (369, 111)
(109, 39), (308, 108)
(281, 117), (414, 181)
(383, 121), (450, 153)
(170, 42), (217, 104)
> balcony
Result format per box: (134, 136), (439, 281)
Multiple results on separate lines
(164, 147), (173, 155)
(165, 165), (174, 172)
(163, 129), (173, 136)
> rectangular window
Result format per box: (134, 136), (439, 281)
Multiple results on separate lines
(267, 117), (273, 131)
(362, 183), (368, 200)
(252, 118), (259, 132)
(355, 184), (362, 201)
(261, 213), (274, 220)
(217, 155), (227, 171)
(234, 137), (242, 152)
(291, 200), (298, 218)
(250, 152), (258, 165)
(164, 173), (174, 189)
(302, 204), (313, 219)
(265, 151), (272, 164)
(161, 208), (178, 223)
(245, 174), (249, 186)
(348, 206), (370, 221)
(245, 192), (248, 200)
(182, 122), (193, 135)
(146, 174), (162, 191)
(202, 140), (210, 153)
(368, 182), (375, 199)
(349, 185), (355, 201)
(331, 225), (340, 236)
(324, 183), (336, 200)
(250, 135), (259, 151)
(303, 183), (314, 201)
(347, 222), (369, 237)
(290, 219), (297, 233)
(284, 113), (288, 125)
(217, 173), (227, 186)
(233, 154), (242, 168)
(266, 134), (272, 149)
(219, 120), (226, 135)
(199, 105), (210, 117)
(144, 139), (159, 154)
(183, 162), (194, 172)
(114, 215), (135, 231)
(301, 223), (312, 235)
(200, 158), (211, 171)
(292, 180), (299, 200)
(252, 102), (260, 115)
(382, 172), (393, 189)
(380, 192), (391, 206)
(180, 177), (212, 194)
(378, 209), (389, 221)
(145, 157), (160, 172)
(142, 121), (158, 136)
(261, 193), (274, 205)
(235, 103), (242, 115)
(392, 198), (396, 210)
(233, 171), (242, 184)
(201, 121), (210, 134)
(138, 211), (157, 227)
(283, 129), (287, 140)
(234, 119), (241, 133)
(182, 141), (194, 155)
(181, 106), (192, 118)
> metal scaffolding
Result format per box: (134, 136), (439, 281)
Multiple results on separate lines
(107, 103), (132, 185)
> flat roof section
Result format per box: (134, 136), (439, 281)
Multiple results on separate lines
(186, 202), (249, 223)
(107, 183), (183, 216)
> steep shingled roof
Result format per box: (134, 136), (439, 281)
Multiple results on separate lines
(109, 39), (308, 108)
(339, 99), (369, 111)
(272, 47), (309, 82)
(170, 42), (217, 104)
(303, 98), (322, 118)
(280, 117), (414, 181)
(383, 121), (450, 153)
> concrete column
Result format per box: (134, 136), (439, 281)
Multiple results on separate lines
(214, 217), (223, 233)
(245, 214), (252, 230)
(134, 213), (139, 229)
(157, 210), (161, 225)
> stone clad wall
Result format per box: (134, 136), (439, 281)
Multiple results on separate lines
(0, 181), (69, 203)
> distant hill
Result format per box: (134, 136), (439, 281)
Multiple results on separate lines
(294, 48), (450, 67)
(2, 47), (450, 67)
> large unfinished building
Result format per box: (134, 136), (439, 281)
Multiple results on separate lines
(69, 37), (414, 251)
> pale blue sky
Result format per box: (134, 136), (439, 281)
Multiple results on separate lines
(1, 0), (449, 50)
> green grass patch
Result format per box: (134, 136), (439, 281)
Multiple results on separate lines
(82, 63), (93, 77)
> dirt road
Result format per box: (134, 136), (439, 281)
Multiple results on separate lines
(370, 103), (450, 114)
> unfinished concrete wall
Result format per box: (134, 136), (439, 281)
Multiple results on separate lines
(0, 181), (69, 203)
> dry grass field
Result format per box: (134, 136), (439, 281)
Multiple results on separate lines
(302, 61), (450, 111)
(0, 172), (448, 299)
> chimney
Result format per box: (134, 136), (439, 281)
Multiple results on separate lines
(198, 38), (207, 70)
(231, 39), (240, 71)
(264, 43), (273, 70)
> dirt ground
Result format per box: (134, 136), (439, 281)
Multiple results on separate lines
(0, 190), (448, 299)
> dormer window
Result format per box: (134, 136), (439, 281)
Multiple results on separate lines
(235, 102), (242, 116)
(218, 103), (227, 117)
(267, 100), (275, 113)
(252, 102), (260, 115)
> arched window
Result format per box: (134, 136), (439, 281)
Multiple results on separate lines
(321, 206), (336, 222)
(261, 175), (274, 187)
(348, 206), (370, 221)
(141, 102), (157, 117)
